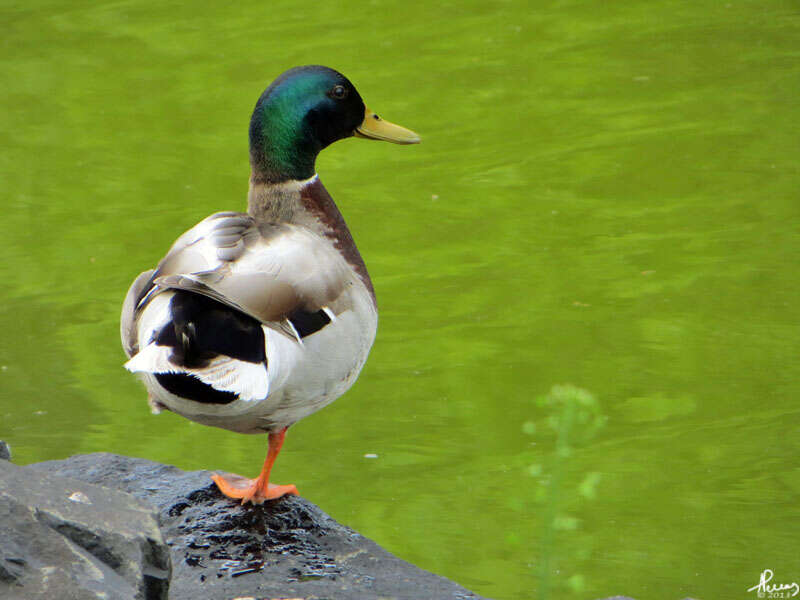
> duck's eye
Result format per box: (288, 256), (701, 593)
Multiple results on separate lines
(330, 85), (347, 100)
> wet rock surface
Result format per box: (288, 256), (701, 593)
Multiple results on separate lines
(30, 453), (485, 600)
(0, 458), (170, 600)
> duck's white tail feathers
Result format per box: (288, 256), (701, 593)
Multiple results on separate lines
(124, 343), (269, 403)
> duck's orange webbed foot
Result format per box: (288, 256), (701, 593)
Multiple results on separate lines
(211, 472), (298, 505)
(210, 427), (298, 505)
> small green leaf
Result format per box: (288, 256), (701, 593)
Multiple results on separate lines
(553, 514), (579, 530)
(578, 471), (602, 500)
(567, 573), (585, 592)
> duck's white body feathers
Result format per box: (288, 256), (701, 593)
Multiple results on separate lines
(121, 182), (378, 435)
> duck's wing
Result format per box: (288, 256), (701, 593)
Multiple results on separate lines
(121, 269), (156, 357)
(128, 211), (350, 342)
(120, 211), (251, 357)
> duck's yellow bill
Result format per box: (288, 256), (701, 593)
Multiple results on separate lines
(355, 108), (420, 144)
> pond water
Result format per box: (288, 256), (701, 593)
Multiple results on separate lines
(1, 1), (798, 599)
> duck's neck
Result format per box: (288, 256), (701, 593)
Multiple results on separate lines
(247, 173), (375, 301)
(247, 173), (318, 223)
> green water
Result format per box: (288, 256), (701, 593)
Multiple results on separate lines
(1, 1), (798, 598)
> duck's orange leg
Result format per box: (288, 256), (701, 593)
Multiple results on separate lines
(211, 427), (298, 505)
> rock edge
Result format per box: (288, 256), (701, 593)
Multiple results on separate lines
(27, 452), (485, 600)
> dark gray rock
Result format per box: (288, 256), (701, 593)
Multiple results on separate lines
(0, 440), (10, 461)
(0, 459), (170, 600)
(31, 453), (485, 600)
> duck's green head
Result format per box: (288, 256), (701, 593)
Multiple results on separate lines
(249, 65), (419, 183)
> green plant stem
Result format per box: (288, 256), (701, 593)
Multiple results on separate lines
(537, 394), (578, 600)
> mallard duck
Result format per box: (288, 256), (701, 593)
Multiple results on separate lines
(120, 65), (419, 504)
